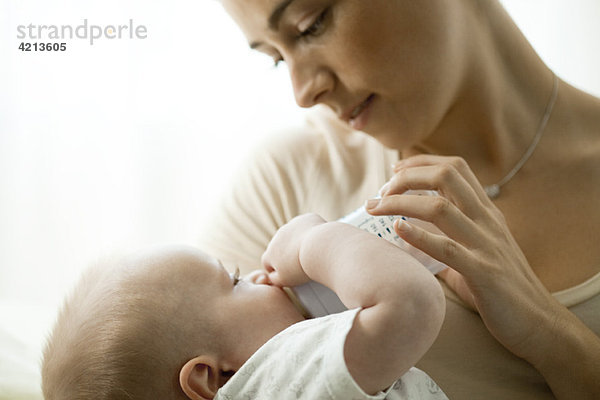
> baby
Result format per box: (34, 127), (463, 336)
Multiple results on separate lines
(42, 214), (447, 400)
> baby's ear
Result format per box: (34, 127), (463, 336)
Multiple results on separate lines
(179, 356), (221, 400)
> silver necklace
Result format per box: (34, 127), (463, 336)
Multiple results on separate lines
(484, 74), (559, 199)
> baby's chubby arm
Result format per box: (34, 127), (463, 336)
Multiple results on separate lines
(261, 213), (446, 395)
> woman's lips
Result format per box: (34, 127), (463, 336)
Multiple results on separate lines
(348, 94), (376, 130)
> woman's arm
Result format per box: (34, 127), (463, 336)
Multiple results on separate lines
(261, 214), (446, 396)
(367, 154), (600, 399)
(534, 309), (600, 399)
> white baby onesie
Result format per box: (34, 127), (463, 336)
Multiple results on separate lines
(215, 308), (448, 400)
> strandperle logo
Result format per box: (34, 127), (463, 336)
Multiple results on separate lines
(16, 19), (148, 45)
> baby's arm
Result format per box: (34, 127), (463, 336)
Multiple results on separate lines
(262, 213), (445, 395)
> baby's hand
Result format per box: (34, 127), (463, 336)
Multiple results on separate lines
(261, 213), (326, 287)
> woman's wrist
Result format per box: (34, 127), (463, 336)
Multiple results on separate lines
(529, 304), (600, 399)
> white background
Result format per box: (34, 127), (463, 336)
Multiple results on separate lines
(1, 1), (599, 398)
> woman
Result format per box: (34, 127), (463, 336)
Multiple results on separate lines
(206, 0), (600, 398)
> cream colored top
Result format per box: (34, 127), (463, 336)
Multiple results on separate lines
(199, 106), (600, 399)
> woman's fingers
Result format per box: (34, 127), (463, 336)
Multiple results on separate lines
(393, 155), (491, 205)
(367, 192), (481, 247)
(383, 164), (484, 219)
(436, 268), (478, 311)
(373, 155), (586, 366)
(393, 217), (476, 276)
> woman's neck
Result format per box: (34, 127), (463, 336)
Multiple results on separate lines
(404, 0), (557, 188)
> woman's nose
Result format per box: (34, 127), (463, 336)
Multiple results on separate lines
(289, 59), (334, 108)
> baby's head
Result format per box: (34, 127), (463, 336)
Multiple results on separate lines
(42, 246), (303, 400)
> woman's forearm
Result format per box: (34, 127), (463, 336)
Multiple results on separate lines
(531, 305), (600, 399)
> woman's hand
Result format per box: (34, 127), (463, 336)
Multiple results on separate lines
(261, 213), (326, 287)
(366, 154), (567, 365)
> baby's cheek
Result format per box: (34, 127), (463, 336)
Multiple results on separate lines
(254, 285), (299, 318)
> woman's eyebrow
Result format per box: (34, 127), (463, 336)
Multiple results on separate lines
(249, 0), (297, 50)
(269, 0), (296, 30)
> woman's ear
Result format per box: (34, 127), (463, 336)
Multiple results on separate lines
(179, 356), (221, 400)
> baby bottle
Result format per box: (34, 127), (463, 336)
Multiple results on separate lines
(289, 190), (448, 318)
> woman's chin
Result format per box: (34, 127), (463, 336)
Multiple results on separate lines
(360, 126), (409, 151)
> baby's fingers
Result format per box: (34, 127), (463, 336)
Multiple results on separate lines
(246, 270), (272, 285)
(262, 263), (283, 287)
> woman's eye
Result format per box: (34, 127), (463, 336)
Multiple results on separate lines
(298, 8), (329, 38)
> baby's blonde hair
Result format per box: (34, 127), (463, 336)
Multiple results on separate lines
(42, 256), (212, 400)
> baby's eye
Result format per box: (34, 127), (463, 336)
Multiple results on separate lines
(231, 266), (241, 286)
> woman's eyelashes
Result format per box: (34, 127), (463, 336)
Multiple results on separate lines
(271, 8), (330, 67)
(272, 56), (284, 68)
(267, 7), (332, 68)
(298, 8), (330, 38)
